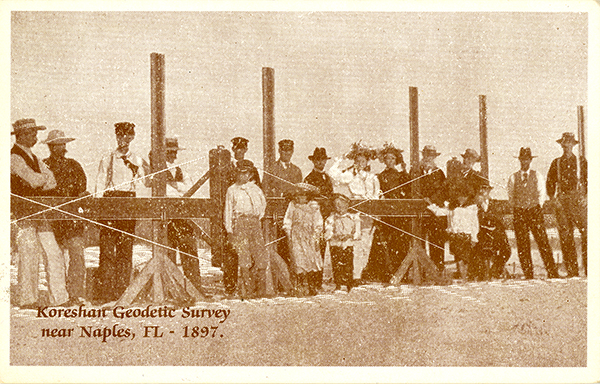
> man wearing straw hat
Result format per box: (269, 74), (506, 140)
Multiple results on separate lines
(43, 129), (89, 305)
(10, 118), (69, 308)
(546, 132), (587, 277)
(507, 147), (559, 279)
(163, 137), (202, 292)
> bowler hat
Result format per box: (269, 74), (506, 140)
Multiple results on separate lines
(515, 147), (537, 160)
(556, 132), (579, 145)
(278, 139), (294, 150)
(42, 130), (76, 145)
(11, 118), (46, 135)
(461, 148), (481, 162)
(308, 147), (331, 161)
(422, 145), (441, 157)
(115, 122), (135, 135)
(165, 137), (185, 151)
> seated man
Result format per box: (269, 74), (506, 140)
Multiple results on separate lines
(472, 184), (511, 280)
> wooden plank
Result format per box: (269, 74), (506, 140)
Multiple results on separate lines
(10, 196), (216, 220)
(12, 195), (555, 222)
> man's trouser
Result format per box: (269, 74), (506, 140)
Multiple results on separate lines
(52, 220), (86, 299)
(167, 219), (202, 292)
(514, 206), (558, 279)
(96, 219), (135, 302)
(554, 192), (587, 277)
(16, 219), (68, 306)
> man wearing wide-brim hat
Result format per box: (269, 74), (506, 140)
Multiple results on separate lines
(303, 147), (334, 289)
(546, 132), (587, 277)
(457, 148), (487, 206)
(163, 137), (203, 293)
(409, 145), (447, 272)
(10, 119), (69, 308)
(507, 147), (559, 280)
(43, 129), (90, 305)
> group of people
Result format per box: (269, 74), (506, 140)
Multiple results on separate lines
(10, 119), (202, 307)
(10, 116), (588, 306)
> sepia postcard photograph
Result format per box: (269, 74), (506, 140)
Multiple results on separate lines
(2, 1), (599, 383)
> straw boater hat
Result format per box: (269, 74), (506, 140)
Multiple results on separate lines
(290, 182), (320, 198)
(461, 148), (481, 162)
(331, 192), (351, 203)
(42, 130), (76, 145)
(308, 147), (331, 161)
(421, 145), (441, 157)
(515, 147), (537, 160)
(165, 137), (185, 151)
(345, 141), (377, 161)
(378, 143), (404, 165)
(556, 132), (579, 145)
(11, 118), (46, 135)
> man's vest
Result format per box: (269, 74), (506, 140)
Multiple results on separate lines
(11, 145), (45, 197)
(513, 170), (539, 209)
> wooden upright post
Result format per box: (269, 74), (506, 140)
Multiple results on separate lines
(262, 67), (277, 295)
(117, 53), (202, 305)
(577, 105), (585, 159)
(409, 87), (420, 201)
(262, 67), (276, 172)
(151, 53), (168, 262)
(479, 95), (489, 180)
(391, 87), (445, 286)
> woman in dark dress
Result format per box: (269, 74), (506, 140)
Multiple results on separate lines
(361, 143), (412, 283)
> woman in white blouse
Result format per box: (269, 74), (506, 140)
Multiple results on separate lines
(327, 142), (381, 282)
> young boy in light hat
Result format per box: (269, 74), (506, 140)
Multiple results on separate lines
(324, 193), (361, 292)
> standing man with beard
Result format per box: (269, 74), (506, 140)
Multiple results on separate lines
(94, 122), (147, 303)
(43, 129), (89, 305)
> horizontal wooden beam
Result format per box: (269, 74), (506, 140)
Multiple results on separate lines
(11, 196), (217, 221)
(11, 196), (553, 221)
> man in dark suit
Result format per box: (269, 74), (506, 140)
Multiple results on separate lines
(410, 145), (447, 271)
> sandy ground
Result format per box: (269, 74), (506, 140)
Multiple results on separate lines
(10, 276), (586, 366)
(9, 238), (587, 367)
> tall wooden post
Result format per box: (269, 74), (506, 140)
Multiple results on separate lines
(409, 87), (420, 199)
(262, 67), (276, 295)
(479, 95), (489, 180)
(391, 87), (444, 285)
(577, 105), (585, 159)
(262, 67), (276, 171)
(117, 53), (202, 305)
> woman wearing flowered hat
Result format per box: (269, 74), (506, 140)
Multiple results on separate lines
(362, 143), (411, 283)
(327, 141), (381, 283)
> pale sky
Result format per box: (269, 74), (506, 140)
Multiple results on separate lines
(10, 11), (588, 198)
